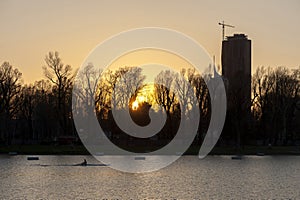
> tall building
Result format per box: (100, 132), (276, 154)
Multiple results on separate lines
(221, 34), (251, 143)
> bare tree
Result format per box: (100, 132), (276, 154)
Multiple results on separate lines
(189, 68), (211, 143)
(154, 70), (178, 139)
(111, 67), (145, 109)
(272, 67), (299, 144)
(74, 63), (103, 117)
(173, 68), (197, 119)
(252, 66), (300, 145)
(0, 62), (22, 144)
(18, 85), (35, 142)
(42, 51), (74, 136)
(154, 70), (177, 116)
(32, 79), (55, 141)
(252, 66), (277, 144)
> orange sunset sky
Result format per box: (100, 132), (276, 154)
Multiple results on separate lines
(0, 0), (299, 83)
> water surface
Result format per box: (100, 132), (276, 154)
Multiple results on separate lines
(0, 155), (299, 199)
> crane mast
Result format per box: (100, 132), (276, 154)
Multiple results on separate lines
(218, 21), (235, 41)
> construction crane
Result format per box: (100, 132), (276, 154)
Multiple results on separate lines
(218, 21), (235, 41)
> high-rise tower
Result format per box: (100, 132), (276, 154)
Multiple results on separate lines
(221, 34), (251, 143)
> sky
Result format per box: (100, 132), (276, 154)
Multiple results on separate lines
(0, 0), (299, 83)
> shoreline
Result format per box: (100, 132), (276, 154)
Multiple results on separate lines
(1, 145), (300, 156)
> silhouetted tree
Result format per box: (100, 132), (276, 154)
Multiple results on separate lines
(189, 68), (211, 144)
(74, 63), (103, 117)
(42, 51), (74, 136)
(32, 79), (56, 141)
(18, 85), (35, 143)
(0, 62), (22, 144)
(154, 70), (178, 139)
(252, 66), (300, 145)
(111, 67), (145, 109)
(154, 70), (177, 115)
(252, 66), (275, 143)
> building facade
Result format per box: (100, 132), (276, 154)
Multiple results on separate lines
(221, 34), (251, 144)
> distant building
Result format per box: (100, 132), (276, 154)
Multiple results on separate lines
(221, 34), (251, 144)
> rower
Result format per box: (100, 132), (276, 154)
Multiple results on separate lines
(81, 159), (87, 166)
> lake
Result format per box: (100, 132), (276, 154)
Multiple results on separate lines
(0, 155), (299, 199)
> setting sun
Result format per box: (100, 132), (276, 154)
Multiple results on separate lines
(132, 100), (139, 110)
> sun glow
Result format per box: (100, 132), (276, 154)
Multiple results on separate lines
(132, 100), (139, 110)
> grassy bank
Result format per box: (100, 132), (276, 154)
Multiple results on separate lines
(187, 145), (300, 155)
(1, 144), (300, 155)
(0, 145), (89, 155)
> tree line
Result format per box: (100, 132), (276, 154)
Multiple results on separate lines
(0, 51), (299, 147)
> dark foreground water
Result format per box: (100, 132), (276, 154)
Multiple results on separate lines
(0, 155), (299, 199)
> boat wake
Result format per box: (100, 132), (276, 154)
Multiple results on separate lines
(31, 163), (109, 167)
